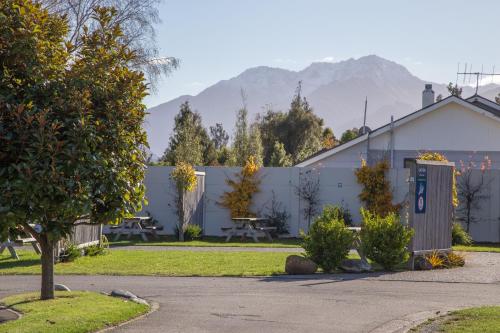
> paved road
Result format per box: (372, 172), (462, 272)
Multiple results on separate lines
(0, 253), (498, 333)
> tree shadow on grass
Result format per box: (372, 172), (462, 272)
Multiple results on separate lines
(0, 258), (40, 269)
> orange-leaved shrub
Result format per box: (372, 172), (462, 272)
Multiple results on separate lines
(355, 159), (400, 217)
(219, 156), (261, 218)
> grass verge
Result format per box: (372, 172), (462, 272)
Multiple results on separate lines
(453, 243), (500, 253)
(412, 306), (500, 333)
(0, 250), (303, 276)
(109, 235), (302, 248)
(0, 291), (148, 333)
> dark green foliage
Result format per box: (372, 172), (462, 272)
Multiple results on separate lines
(264, 192), (290, 235)
(175, 224), (202, 241)
(59, 244), (82, 263)
(259, 83), (324, 165)
(447, 82), (462, 97)
(162, 102), (216, 166)
(452, 222), (472, 246)
(360, 209), (414, 271)
(302, 206), (355, 273)
(340, 128), (359, 144)
(209, 123), (229, 150)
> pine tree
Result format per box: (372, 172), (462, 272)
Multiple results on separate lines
(210, 123), (229, 150)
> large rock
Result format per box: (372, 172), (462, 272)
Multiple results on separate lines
(340, 259), (373, 273)
(285, 255), (318, 275)
(111, 289), (136, 299)
(55, 284), (71, 292)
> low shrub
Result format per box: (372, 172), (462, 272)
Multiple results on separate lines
(452, 222), (472, 246)
(302, 206), (355, 273)
(59, 243), (82, 263)
(360, 208), (414, 271)
(444, 251), (466, 268)
(425, 251), (445, 269)
(264, 192), (290, 236)
(85, 244), (107, 257)
(175, 224), (202, 241)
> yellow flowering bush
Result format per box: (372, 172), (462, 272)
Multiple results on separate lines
(171, 162), (197, 192)
(417, 152), (458, 207)
(220, 156), (261, 218)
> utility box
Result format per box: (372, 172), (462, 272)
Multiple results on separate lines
(404, 159), (455, 269)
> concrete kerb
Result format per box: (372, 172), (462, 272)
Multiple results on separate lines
(369, 307), (462, 333)
(96, 299), (160, 333)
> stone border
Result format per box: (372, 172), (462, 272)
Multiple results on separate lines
(369, 308), (461, 333)
(96, 299), (159, 333)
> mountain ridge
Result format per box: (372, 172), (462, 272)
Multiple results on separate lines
(145, 55), (500, 156)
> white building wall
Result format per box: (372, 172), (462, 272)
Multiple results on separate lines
(135, 166), (409, 238)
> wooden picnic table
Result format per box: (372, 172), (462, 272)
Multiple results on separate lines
(112, 217), (157, 241)
(0, 236), (41, 260)
(222, 217), (277, 243)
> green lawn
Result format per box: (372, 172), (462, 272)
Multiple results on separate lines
(0, 291), (148, 333)
(414, 306), (500, 333)
(0, 250), (301, 276)
(110, 235), (302, 248)
(453, 243), (500, 253)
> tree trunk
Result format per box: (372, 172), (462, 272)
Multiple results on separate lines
(40, 239), (55, 300)
(178, 190), (185, 242)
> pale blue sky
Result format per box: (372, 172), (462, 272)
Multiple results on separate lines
(145, 0), (500, 108)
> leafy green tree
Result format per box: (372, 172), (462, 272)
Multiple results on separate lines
(248, 123), (264, 166)
(231, 107), (250, 166)
(447, 82), (462, 97)
(259, 83), (324, 165)
(269, 141), (292, 167)
(284, 83), (324, 163)
(209, 123), (229, 150)
(162, 101), (212, 166)
(340, 128), (359, 144)
(259, 109), (287, 165)
(0, 2), (148, 299)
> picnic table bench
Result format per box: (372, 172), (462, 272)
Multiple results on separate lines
(222, 218), (277, 242)
(110, 217), (160, 241)
(0, 236), (41, 260)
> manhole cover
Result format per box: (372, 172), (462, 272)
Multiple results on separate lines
(0, 308), (19, 323)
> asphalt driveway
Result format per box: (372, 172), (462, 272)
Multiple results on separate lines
(0, 252), (499, 333)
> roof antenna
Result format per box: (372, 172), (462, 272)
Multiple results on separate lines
(456, 65), (500, 96)
(360, 96), (370, 135)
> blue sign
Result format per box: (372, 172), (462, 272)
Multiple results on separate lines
(415, 165), (427, 214)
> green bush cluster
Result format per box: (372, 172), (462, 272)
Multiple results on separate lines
(360, 208), (414, 271)
(59, 244), (81, 263)
(302, 205), (354, 273)
(84, 244), (107, 257)
(175, 224), (202, 241)
(452, 222), (472, 246)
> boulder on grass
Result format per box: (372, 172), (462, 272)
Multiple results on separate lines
(55, 284), (71, 292)
(285, 255), (318, 275)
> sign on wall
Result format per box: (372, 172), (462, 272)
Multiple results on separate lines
(415, 165), (427, 214)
